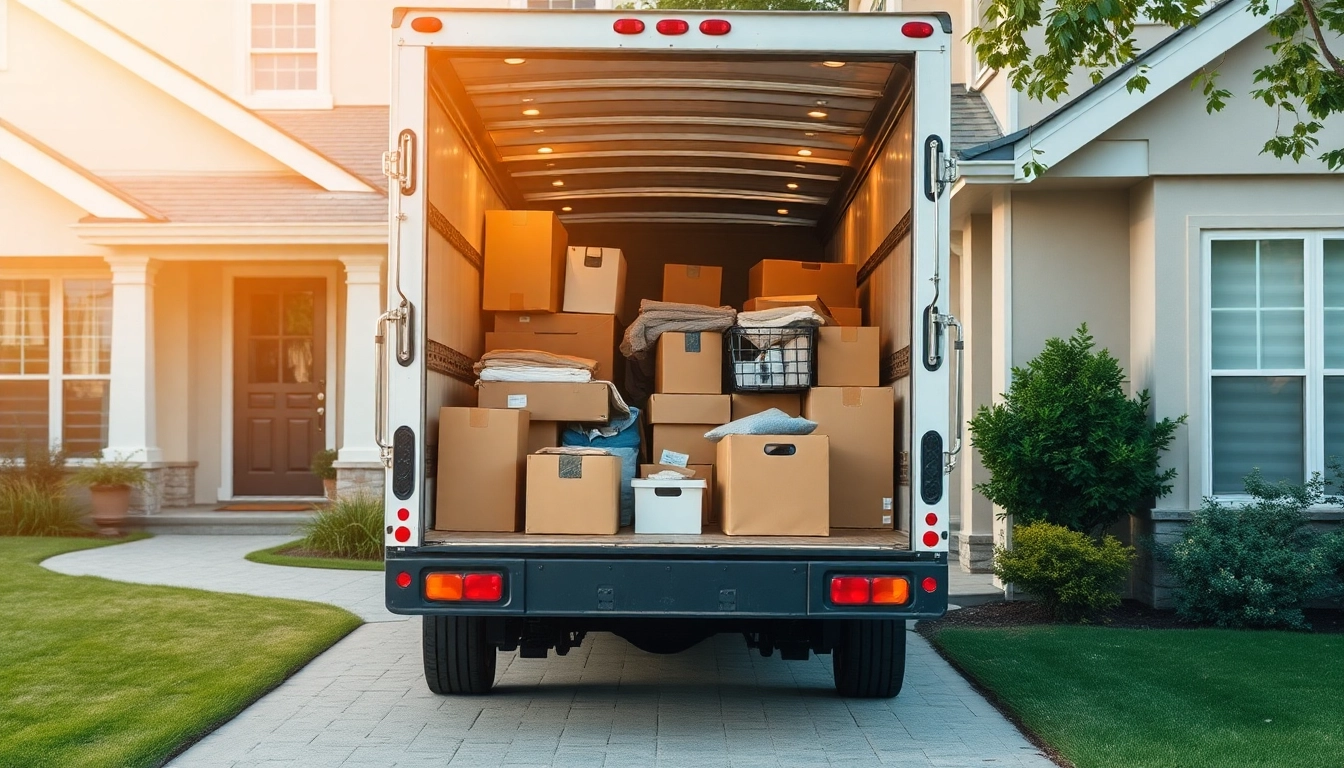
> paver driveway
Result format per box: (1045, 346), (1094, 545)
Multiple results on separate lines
(44, 536), (1053, 768)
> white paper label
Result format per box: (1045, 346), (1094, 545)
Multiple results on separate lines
(517, 315), (531, 323)
(882, 497), (893, 510)
(658, 449), (690, 468)
(882, 515), (893, 525)
(506, 394), (528, 409)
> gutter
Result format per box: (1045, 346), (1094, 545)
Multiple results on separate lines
(73, 222), (388, 246)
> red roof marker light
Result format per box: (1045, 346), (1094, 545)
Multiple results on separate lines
(699, 19), (731, 35)
(656, 19), (690, 35)
(902, 21), (934, 38)
(410, 16), (442, 33)
(613, 18), (645, 34)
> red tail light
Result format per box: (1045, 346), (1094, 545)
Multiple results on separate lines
(394, 526), (411, 543)
(699, 19), (731, 35)
(921, 576), (938, 593)
(656, 19), (689, 35)
(613, 18), (645, 34)
(902, 21), (934, 38)
(830, 576), (871, 605)
(395, 571), (412, 589)
(410, 16), (442, 33)
(922, 530), (939, 547)
(464, 573), (504, 602)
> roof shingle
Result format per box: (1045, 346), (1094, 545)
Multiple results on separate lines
(950, 86), (1003, 157)
(260, 107), (390, 190)
(102, 174), (386, 224)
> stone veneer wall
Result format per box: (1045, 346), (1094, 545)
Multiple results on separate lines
(336, 465), (384, 500)
(161, 462), (197, 508)
(957, 532), (994, 573)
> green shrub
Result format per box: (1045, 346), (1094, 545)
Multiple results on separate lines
(1164, 472), (1339, 630)
(994, 521), (1136, 621)
(968, 325), (1185, 533)
(69, 455), (148, 489)
(301, 493), (383, 561)
(0, 476), (88, 537)
(310, 449), (338, 481)
(0, 444), (69, 496)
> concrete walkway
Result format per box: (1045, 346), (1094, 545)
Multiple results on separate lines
(44, 536), (1048, 768)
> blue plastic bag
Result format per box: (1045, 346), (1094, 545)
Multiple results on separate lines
(562, 406), (641, 527)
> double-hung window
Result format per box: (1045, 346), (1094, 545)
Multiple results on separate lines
(245, 2), (329, 108)
(0, 278), (112, 458)
(1207, 233), (1344, 494)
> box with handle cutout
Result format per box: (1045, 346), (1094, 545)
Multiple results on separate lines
(716, 434), (829, 536)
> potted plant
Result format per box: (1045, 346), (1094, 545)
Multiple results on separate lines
(311, 449), (339, 501)
(71, 455), (148, 536)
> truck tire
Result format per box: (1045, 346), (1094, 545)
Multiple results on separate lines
(832, 619), (906, 698)
(423, 616), (497, 695)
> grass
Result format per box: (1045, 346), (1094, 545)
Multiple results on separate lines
(931, 625), (1344, 768)
(0, 536), (361, 768)
(246, 540), (384, 571)
(298, 493), (383, 561)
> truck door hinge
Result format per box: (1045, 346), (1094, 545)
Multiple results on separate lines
(382, 150), (401, 181)
(942, 156), (960, 186)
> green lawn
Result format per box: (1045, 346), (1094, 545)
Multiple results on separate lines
(245, 540), (383, 571)
(0, 536), (361, 768)
(931, 625), (1344, 768)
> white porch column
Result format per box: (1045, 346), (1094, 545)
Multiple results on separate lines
(104, 256), (162, 464)
(957, 214), (996, 573)
(336, 255), (385, 465)
(989, 191), (1014, 595)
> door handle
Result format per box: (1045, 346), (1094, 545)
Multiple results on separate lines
(316, 406), (325, 432)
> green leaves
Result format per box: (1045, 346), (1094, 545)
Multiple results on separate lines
(993, 521), (1136, 620)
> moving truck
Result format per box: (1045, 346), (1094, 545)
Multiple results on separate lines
(380, 8), (961, 698)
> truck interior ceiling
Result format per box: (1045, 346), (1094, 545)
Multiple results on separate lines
(422, 49), (918, 545)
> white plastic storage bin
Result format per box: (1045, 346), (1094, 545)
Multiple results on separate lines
(631, 478), (707, 534)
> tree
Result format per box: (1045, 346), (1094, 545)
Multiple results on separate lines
(967, 325), (1185, 534)
(967, 0), (1344, 173)
(621, 0), (845, 10)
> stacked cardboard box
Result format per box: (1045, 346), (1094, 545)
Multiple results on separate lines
(663, 264), (722, 306)
(647, 392), (729, 470)
(804, 387), (893, 529)
(435, 407), (529, 532)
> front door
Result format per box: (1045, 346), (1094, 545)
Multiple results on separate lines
(233, 278), (326, 497)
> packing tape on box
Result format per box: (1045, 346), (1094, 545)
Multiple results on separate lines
(842, 387), (863, 407)
(683, 331), (701, 353)
(469, 409), (491, 427)
(841, 327), (859, 342)
(686, 265), (701, 278)
(559, 455), (584, 479)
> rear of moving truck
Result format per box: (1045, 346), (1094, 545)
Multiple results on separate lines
(379, 9), (958, 698)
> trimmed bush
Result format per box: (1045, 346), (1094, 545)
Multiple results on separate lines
(301, 493), (382, 561)
(310, 449), (338, 481)
(994, 521), (1136, 621)
(968, 325), (1184, 533)
(1164, 472), (1339, 630)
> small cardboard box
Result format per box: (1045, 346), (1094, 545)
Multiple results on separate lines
(717, 434), (829, 536)
(817, 326), (880, 387)
(651, 424), (717, 466)
(749, 259), (858, 310)
(435, 408), (528, 532)
(483, 210), (567, 312)
(656, 331), (723, 394)
(563, 246), (626, 318)
(525, 454), (621, 534)
(804, 387), (894, 529)
(663, 264), (723, 306)
(485, 313), (620, 382)
(641, 463), (716, 524)
(478, 382), (609, 423)
(646, 394), (731, 425)
(742, 294), (832, 318)
(527, 421), (563, 454)
(632, 477), (707, 534)
(829, 306), (862, 327)
(730, 393), (802, 420)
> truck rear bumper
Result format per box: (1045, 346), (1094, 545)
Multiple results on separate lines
(385, 550), (948, 619)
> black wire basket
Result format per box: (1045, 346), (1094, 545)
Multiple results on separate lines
(725, 326), (818, 393)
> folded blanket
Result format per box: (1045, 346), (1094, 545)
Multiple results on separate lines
(478, 367), (592, 383)
(621, 300), (737, 360)
(704, 408), (818, 443)
(536, 446), (611, 456)
(474, 349), (598, 375)
(736, 307), (826, 329)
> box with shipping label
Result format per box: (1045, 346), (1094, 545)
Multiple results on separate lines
(662, 264), (723, 306)
(730, 393), (802, 420)
(632, 478), (707, 535)
(749, 259), (857, 310)
(656, 331), (723, 394)
(817, 326), (880, 387)
(651, 424), (717, 466)
(646, 394), (731, 425)
(716, 434), (829, 536)
(478, 382), (609, 423)
(435, 408), (529, 532)
(483, 210), (567, 312)
(641, 463), (715, 524)
(527, 421), (563, 454)
(525, 454), (621, 535)
(803, 387), (894, 529)
(563, 246), (627, 318)
(485, 312), (620, 382)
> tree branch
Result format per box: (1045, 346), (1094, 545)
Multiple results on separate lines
(1299, 0), (1344, 77)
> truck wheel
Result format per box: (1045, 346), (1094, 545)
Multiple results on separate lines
(832, 619), (906, 698)
(423, 616), (497, 695)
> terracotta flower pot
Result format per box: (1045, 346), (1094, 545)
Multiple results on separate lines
(323, 477), (337, 501)
(89, 484), (133, 537)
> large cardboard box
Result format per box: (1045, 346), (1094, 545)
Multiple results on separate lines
(656, 331), (723, 394)
(483, 210), (568, 312)
(647, 394), (731, 425)
(527, 421), (563, 454)
(817, 327), (880, 387)
(717, 434), (829, 536)
(804, 387), (894, 529)
(663, 264), (723, 306)
(563, 246), (627, 317)
(485, 313), (620, 382)
(730, 393), (802, 420)
(435, 408), (528, 532)
(749, 259), (857, 309)
(478, 382), (609, 423)
(525, 454), (621, 534)
(651, 424), (717, 466)
(640, 463), (716, 524)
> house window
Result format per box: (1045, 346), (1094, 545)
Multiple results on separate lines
(250, 3), (318, 91)
(1207, 234), (1344, 494)
(526, 0), (598, 8)
(0, 278), (112, 458)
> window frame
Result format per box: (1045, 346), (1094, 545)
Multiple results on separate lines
(0, 271), (113, 460)
(1202, 230), (1342, 499)
(237, 0), (332, 110)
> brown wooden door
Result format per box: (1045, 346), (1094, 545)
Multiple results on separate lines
(233, 278), (326, 497)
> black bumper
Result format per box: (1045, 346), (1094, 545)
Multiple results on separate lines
(385, 549), (949, 620)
